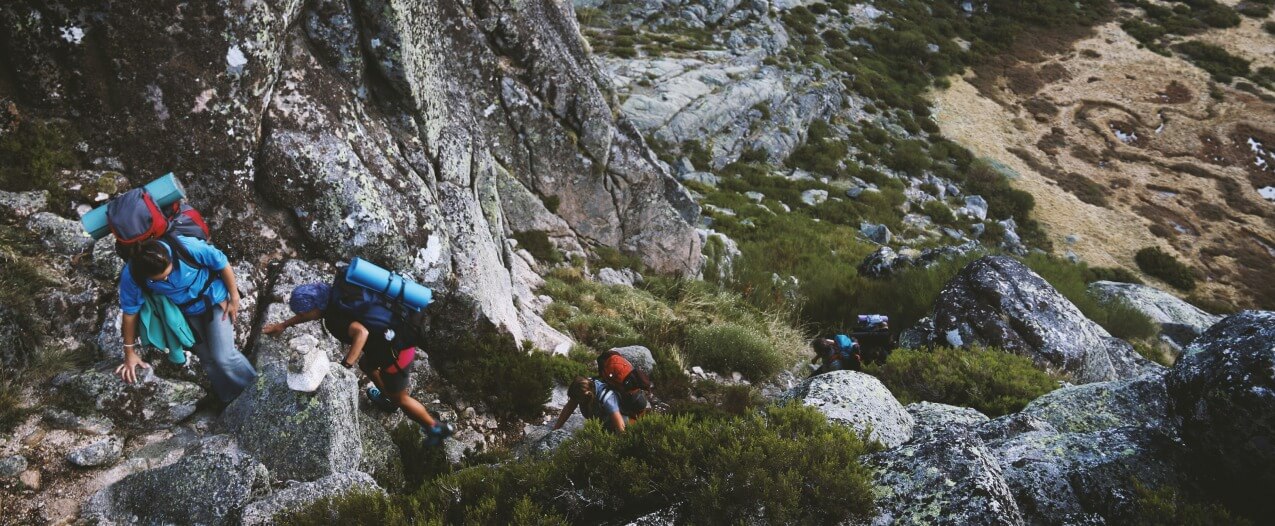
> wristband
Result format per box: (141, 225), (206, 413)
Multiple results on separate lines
(341, 360), (354, 369)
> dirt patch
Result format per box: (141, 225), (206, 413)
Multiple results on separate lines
(933, 18), (1275, 308)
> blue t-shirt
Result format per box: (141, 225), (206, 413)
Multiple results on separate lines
(590, 378), (621, 417)
(119, 236), (230, 316)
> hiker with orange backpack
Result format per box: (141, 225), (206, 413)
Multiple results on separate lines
(263, 275), (454, 445)
(552, 350), (652, 432)
(99, 180), (257, 402)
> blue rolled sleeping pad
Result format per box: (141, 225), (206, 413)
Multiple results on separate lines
(345, 257), (433, 311)
(81, 173), (187, 240)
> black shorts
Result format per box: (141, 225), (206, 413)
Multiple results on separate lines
(358, 337), (414, 393)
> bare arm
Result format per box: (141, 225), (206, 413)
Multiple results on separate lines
(114, 312), (151, 384)
(262, 310), (323, 336)
(343, 321), (370, 367)
(609, 410), (626, 432)
(219, 266), (241, 321)
(552, 399), (579, 430)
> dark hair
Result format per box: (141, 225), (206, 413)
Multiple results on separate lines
(131, 240), (171, 279)
(567, 376), (595, 402)
(811, 337), (836, 356)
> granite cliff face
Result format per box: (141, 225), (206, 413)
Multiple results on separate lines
(0, 0), (701, 346)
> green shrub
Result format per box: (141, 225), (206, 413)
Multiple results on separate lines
(1022, 253), (1159, 340)
(682, 139), (713, 170)
(0, 118), (78, 212)
(1084, 266), (1144, 285)
(1185, 294), (1237, 315)
(963, 160), (1037, 224)
(289, 405), (878, 525)
(541, 194), (561, 214)
(1175, 41), (1250, 83)
(429, 331), (553, 420)
(1265, 21), (1275, 35)
(591, 245), (645, 272)
(684, 322), (784, 381)
(512, 230), (563, 265)
(274, 490), (412, 526)
(865, 347), (1060, 417)
(1133, 341), (1174, 367)
(1135, 247), (1196, 291)
(920, 200), (956, 226)
(1088, 298), (1159, 341)
(1129, 480), (1251, 526)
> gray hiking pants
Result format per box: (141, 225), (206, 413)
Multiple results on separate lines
(185, 304), (257, 402)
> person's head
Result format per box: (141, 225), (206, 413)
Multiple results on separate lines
(131, 240), (172, 281)
(567, 376), (595, 403)
(812, 337), (836, 356)
(288, 283), (332, 316)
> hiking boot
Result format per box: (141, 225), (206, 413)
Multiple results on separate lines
(365, 386), (399, 413)
(422, 421), (455, 447)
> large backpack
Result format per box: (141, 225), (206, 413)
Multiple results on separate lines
(126, 237), (218, 313)
(328, 277), (430, 345)
(107, 187), (210, 260)
(596, 350), (653, 416)
(833, 334), (862, 371)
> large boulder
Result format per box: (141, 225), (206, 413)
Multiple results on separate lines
(926, 256), (1151, 383)
(26, 211), (94, 255)
(217, 347), (362, 482)
(240, 471), (383, 526)
(781, 370), (914, 447)
(1089, 281), (1221, 347)
(54, 368), (203, 431)
(989, 428), (1193, 525)
(1016, 369), (1179, 439)
(866, 428), (1024, 526)
(82, 435), (270, 526)
(906, 402), (990, 443)
(1165, 311), (1275, 513)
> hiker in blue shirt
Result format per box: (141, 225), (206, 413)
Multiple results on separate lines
(552, 376), (636, 432)
(810, 335), (862, 376)
(115, 237), (257, 402)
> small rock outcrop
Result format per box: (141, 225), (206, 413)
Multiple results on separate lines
(866, 428), (1023, 526)
(83, 435), (270, 526)
(54, 368), (204, 431)
(67, 436), (125, 468)
(1016, 369), (1178, 439)
(906, 402), (990, 442)
(1088, 281), (1221, 348)
(782, 370), (914, 447)
(924, 256), (1152, 383)
(217, 348), (362, 482)
(1166, 311), (1275, 513)
(239, 471), (382, 526)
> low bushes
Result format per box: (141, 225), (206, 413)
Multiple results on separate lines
(1174, 41), (1250, 83)
(1023, 253), (1159, 340)
(865, 347), (1060, 417)
(511, 230), (563, 265)
(1135, 247), (1196, 291)
(282, 404), (878, 525)
(684, 322), (784, 381)
(428, 331), (554, 421)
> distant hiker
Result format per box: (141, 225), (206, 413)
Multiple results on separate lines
(553, 376), (644, 432)
(115, 237), (257, 402)
(810, 334), (862, 375)
(851, 314), (893, 365)
(263, 281), (454, 445)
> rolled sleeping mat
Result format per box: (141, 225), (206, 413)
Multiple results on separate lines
(345, 257), (433, 311)
(81, 173), (186, 240)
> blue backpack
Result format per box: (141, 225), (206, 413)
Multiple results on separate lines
(327, 277), (431, 345)
(833, 334), (861, 370)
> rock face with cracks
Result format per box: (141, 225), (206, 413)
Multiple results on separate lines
(0, 0), (701, 348)
(922, 256), (1152, 383)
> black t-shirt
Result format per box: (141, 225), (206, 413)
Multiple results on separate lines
(322, 307), (400, 368)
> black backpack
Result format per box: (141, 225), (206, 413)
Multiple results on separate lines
(327, 276), (430, 345)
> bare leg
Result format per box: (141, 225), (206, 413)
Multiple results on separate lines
(367, 369), (387, 390)
(386, 389), (437, 428)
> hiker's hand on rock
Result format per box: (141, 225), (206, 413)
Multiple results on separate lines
(222, 295), (241, 322)
(115, 354), (150, 384)
(262, 323), (284, 336)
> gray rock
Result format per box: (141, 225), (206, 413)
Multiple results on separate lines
(860, 222), (892, 244)
(83, 435), (269, 526)
(679, 171), (720, 187)
(0, 455), (26, 479)
(1166, 311), (1275, 512)
(68, 436), (125, 467)
(610, 345), (656, 377)
(976, 413), (1059, 442)
(26, 211), (94, 255)
(42, 408), (114, 436)
(284, 334), (332, 393)
(781, 370), (914, 447)
(240, 471), (383, 526)
(597, 267), (641, 287)
(700, 229), (741, 283)
(91, 235), (125, 280)
(56, 367), (203, 431)
(991, 428), (1193, 525)
(1017, 369), (1176, 439)
(218, 354), (362, 482)
(906, 402), (990, 442)
(800, 188), (828, 206)
(745, 191), (766, 203)
(962, 195), (989, 221)
(517, 427), (576, 458)
(357, 411), (405, 492)
(925, 256), (1152, 383)
(0, 189), (48, 219)
(1089, 281), (1221, 347)
(866, 428), (1024, 526)
(858, 246), (899, 279)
